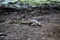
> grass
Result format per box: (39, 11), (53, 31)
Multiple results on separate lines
(18, 0), (60, 5)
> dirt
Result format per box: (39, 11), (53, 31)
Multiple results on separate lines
(0, 9), (60, 40)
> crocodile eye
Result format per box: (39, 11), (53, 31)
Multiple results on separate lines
(28, 22), (32, 26)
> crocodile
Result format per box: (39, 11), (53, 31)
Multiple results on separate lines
(0, 19), (43, 26)
(13, 19), (43, 26)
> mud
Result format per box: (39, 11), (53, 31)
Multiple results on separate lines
(0, 9), (60, 40)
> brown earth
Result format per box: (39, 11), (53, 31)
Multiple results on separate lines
(0, 9), (60, 40)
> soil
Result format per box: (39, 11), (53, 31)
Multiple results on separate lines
(0, 9), (60, 40)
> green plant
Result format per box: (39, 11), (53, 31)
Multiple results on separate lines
(18, 0), (60, 5)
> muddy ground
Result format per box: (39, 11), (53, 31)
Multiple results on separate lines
(0, 9), (60, 40)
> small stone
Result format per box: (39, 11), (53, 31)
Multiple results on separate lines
(28, 38), (31, 40)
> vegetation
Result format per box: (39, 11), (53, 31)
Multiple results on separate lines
(18, 0), (60, 5)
